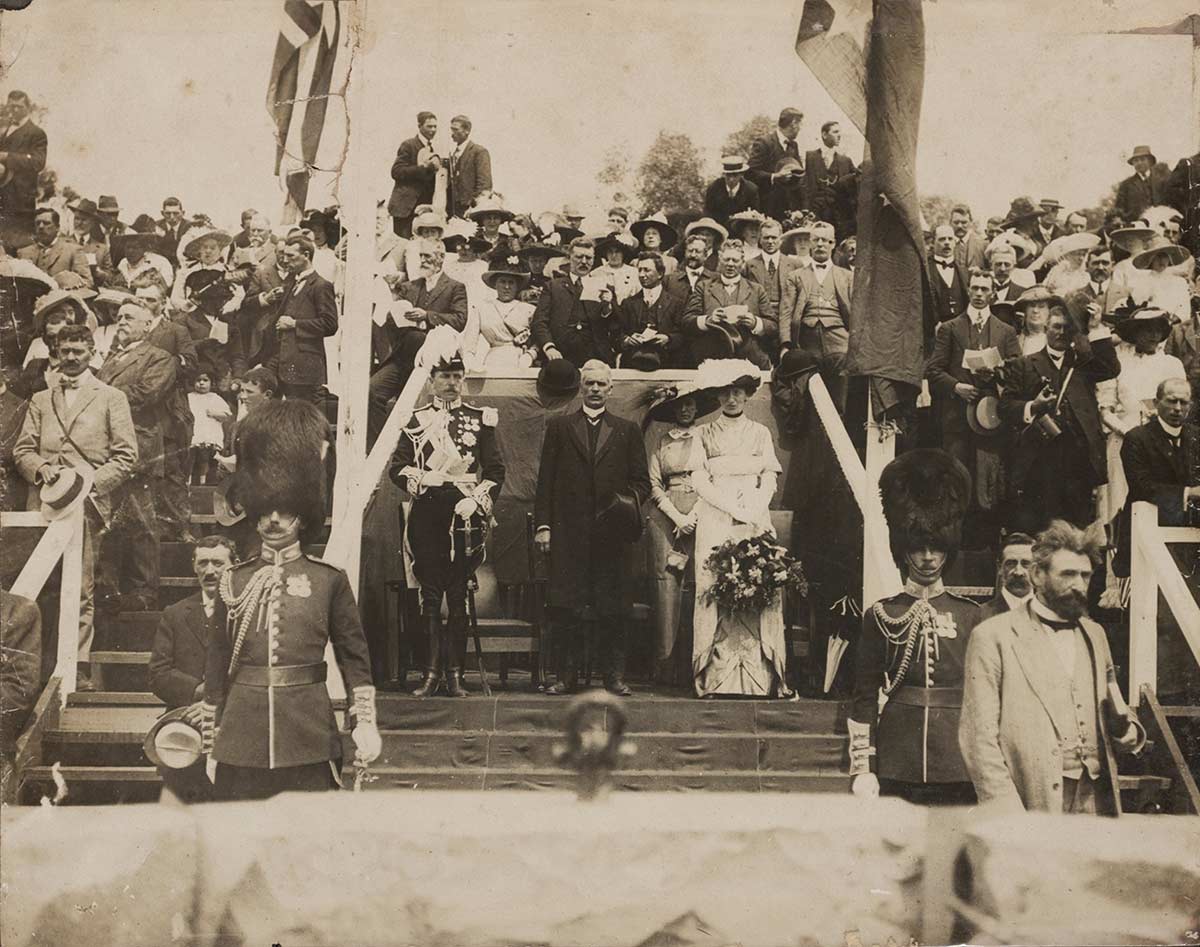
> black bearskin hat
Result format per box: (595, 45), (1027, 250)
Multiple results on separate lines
(230, 399), (329, 542)
(878, 449), (971, 571)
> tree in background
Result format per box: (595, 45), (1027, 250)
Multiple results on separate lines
(723, 114), (775, 161)
(919, 194), (972, 230)
(636, 131), (705, 216)
(596, 142), (636, 210)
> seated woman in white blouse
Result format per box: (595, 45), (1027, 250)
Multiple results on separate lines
(462, 251), (537, 372)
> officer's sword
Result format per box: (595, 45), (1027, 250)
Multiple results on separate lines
(466, 574), (491, 697)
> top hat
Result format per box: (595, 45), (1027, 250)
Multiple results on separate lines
(481, 250), (531, 290)
(537, 358), (580, 396)
(594, 231), (639, 263)
(1127, 145), (1157, 166)
(630, 211), (678, 251)
(1131, 236), (1192, 271)
(685, 217), (729, 243)
(143, 707), (203, 770)
(1114, 305), (1172, 345)
(720, 154), (750, 174)
(39, 464), (95, 522)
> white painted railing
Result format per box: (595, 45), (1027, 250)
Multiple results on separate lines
(1128, 500), (1200, 704)
(2, 506), (85, 702)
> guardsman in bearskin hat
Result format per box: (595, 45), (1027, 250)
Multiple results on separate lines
(847, 449), (981, 805)
(200, 399), (380, 800)
(388, 326), (505, 697)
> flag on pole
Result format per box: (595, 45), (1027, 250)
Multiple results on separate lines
(267, 0), (349, 219)
(794, 0), (872, 133)
(842, 0), (931, 420)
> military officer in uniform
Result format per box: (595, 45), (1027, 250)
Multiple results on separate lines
(848, 449), (981, 805)
(389, 326), (505, 698)
(201, 400), (381, 800)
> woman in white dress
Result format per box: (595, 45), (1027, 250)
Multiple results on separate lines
(690, 359), (792, 698)
(1129, 237), (1193, 325)
(462, 251), (536, 371)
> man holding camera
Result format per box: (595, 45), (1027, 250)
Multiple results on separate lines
(998, 302), (1119, 534)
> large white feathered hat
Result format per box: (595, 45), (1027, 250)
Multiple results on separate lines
(415, 324), (467, 374)
(693, 358), (764, 397)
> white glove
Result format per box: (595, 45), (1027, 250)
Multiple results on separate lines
(353, 723), (382, 764)
(851, 773), (880, 798)
(454, 497), (479, 519)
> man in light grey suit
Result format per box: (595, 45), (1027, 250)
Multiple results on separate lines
(13, 325), (137, 689)
(959, 520), (1145, 816)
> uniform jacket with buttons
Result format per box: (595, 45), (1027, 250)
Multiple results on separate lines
(851, 587), (981, 784)
(388, 401), (504, 506)
(204, 551), (373, 769)
(959, 600), (1135, 815)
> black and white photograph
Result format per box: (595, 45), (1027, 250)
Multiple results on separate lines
(1, 0), (1199, 944)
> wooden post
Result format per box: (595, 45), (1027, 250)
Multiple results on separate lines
(330, 0), (375, 591)
(1128, 502), (1158, 705)
(56, 507), (84, 702)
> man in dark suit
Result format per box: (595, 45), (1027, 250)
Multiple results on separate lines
(447, 114), (492, 219)
(368, 240), (468, 442)
(16, 208), (92, 287)
(156, 197), (193, 268)
(950, 205), (987, 271)
(258, 236), (337, 406)
(1064, 245), (1123, 331)
(388, 111), (440, 237)
(929, 225), (969, 324)
(531, 236), (616, 368)
(926, 269), (1021, 544)
(664, 233), (714, 301)
(132, 276), (198, 542)
(535, 361), (650, 696)
(1034, 199), (1068, 251)
(0, 90), (47, 249)
(744, 218), (803, 321)
(998, 307), (1119, 534)
(613, 252), (687, 369)
(13, 325), (138, 689)
(97, 303), (178, 610)
(703, 156), (760, 228)
(149, 536), (235, 710)
(682, 240), (775, 369)
(240, 239), (288, 368)
(979, 532), (1035, 621)
(779, 221), (852, 408)
(988, 243), (1034, 304)
(1115, 146), (1168, 224)
(747, 107), (806, 221)
(805, 121), (858, 238)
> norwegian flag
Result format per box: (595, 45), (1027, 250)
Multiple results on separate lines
(267, 0), (348, 216)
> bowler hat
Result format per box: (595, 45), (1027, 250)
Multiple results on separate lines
(537, 359), (580, 396)
(143, 707), (203, 770)
(597, 490), (643, 542)
(775, 348), (820, 382)
(1127, 145), (1157, 166)
(624, 348), (663, 372)
(966, 395), (1004, 438)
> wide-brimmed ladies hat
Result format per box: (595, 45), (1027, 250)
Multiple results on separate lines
(482, 250), (531, 290)
(1108, 223), (1156, 254)
(727, 209), (768, 239)
(467, 193), (515, 222)
(39, 464), (94, 522)
(1000, 197), (1042, 230)
(630, 211), (678, 251)
(694, 357), (763, 397)
(1012, 285), (1065, 312)
(1040, 231), (1100, 265)
(1114, 306), (1173, 344)
(182, 228), (233, 259)
(1131, 236), (1192, 271)
(33, 288), (92, 330)
(517, 241), (567, 264)
(684, 217), (729, 243)
(594, 231), (639, 263)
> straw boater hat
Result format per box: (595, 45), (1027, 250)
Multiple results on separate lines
(1114, 305), (1173, 345)
(1039, 198), (1063, 213)
(630, 211), (678, 251)
(878, 449), (971, 570)
(39, 464), (94, 522)
(727, 209), (768, 239)
(694, 358), (763, 398)
(595, 231), (639, 264)
(1127, 145), (1157, 166)
(182, 227), (233, 259)
(481, 250), (531, 290)
(684, 217), (729, 243)
(467, 193), (515, 223)
(1131, 236), (1192, 270)
(143, 706), (203, 770)
(720, 155), (750, 175)
(641, 381), (720, 426)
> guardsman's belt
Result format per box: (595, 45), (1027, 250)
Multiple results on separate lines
(891, 686), (962, 708)
(232, 662), (327, 687)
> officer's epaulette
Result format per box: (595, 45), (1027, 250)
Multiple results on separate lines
(945, 589), (982, 607)
(302, 552), (342, 573)
(462, 402), (498, 426)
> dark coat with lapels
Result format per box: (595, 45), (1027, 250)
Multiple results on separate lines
(149, 592), (218, 709)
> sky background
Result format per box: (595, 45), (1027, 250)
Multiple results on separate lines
(0, 0), (1195, 231)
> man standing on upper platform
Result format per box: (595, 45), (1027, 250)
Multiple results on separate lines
(201, 400), (380, 801)
(848, 449), (981, 806)
(389, 328), (505, 698)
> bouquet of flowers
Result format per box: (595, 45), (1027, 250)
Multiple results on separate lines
(702, 532), (808, 612)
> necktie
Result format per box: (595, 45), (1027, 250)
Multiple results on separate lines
(59, 376), (80, 390)
(785, 139), (799, 159)
(587, 416), (601, 455)
(1041, 616), (1076, 631)
(936, 259), (954, 270)
(767, 259), (776, 278)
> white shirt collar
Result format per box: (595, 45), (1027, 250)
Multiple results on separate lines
(120, 339), (143, 353)
(424, 270), (443, 291)
(1030, 595), (1074, 625)
(967, 306), (989, 324)
(582, 405), (605, 419)
(719, 275), (741, 288)
(777, 129), (792, 151)
(294, 266), (314, 284)
(761, 252), (780, 267)
(643, 284), (662, 305)
(62, 369), (94, 388)
(1158, 417), (1183, 438)
(1000, 587), (1030, 612)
